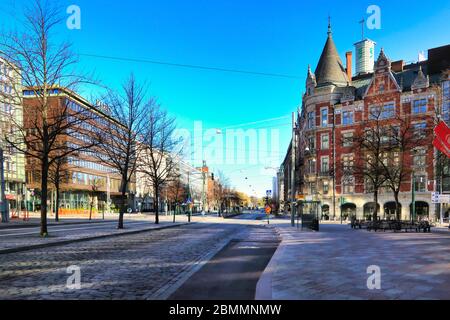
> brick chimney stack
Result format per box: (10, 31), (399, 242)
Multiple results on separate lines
(346, 51), (353, 84)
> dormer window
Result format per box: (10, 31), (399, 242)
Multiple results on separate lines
(413, 99), (427, 114)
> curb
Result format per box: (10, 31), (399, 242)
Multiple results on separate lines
(255, 225), (284, 300)
(0, 223), (190, 255)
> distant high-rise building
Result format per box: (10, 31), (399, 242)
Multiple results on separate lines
(354, 39), (376, 75)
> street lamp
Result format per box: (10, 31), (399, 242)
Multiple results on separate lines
(0, 148), (7, 223)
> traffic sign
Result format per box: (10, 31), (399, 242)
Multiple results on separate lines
(266, 190), (272, 197)
(432, 192), (450, 204)
(265, 205), (272, 214)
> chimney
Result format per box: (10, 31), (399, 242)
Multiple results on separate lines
(391, 60), (404, 73)
(346, 51), (352, 84)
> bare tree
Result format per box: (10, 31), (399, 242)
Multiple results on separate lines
(0, 0), (96, 236)
(139, 105), (180, 224)
(164, 172), (187, 223)
(94, 74), (149, 229)
(215, 171), (230, 215)
(346, 107), (388, 220)
(376, 103), (436, 221)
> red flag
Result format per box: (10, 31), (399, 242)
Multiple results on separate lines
(434, 136), (450, 158)
(434, 121), (450, 147)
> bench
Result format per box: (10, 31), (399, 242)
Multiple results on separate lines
(418, 221), (432, 233)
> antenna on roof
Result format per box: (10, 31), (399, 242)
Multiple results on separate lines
(359, 18), (365, 40)
(328, 15), (332, 36)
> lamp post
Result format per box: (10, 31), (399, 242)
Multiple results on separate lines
(0, 148), (7, 223)
(412, 172), (416, 222)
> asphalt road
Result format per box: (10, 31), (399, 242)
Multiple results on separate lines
(169, 222), (279, 300)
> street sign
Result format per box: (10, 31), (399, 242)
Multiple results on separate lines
(432, 192), (450, 204)
(266, 190), (272, 197)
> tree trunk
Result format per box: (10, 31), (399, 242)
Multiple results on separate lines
(118, 177), (127, 229)
(55, 182), (60, 222)
(172, 202), (176, 223)
(40, 158), (49, 236)
(154, 185), (160, 224)
(373, 189), (379, 221)
(89, 196), (93, 221)
(394, 191), (401, 221)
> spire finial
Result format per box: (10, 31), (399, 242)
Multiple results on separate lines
(328, 15), (332, 36)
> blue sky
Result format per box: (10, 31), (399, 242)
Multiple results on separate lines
(1, 0), (450, 197)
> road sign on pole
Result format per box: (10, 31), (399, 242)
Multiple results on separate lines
(432, 192), (450, 204)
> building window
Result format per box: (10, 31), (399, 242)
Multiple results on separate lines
(307, 112), (315, 129)
(309, 182), (317, 195)
(307, 159), (316, 174)
(307, 135), (315, 151)
(443, 81), (450, 122)
(413, 148), (427, 168)
(413, 99), (427, 114)
(343, 176), (355, 194)
(414, 175), (427, 192)
(322, 180), (329, 194)
(321, 157), (329, 174)
(342, 154), (354, 173)
(321, 133), (329, 150)
(342, 111), (354, 125)
(342, 132), (353, 147)
(369, 106), (381, 120)
(321, 108), (328, 127)
(382, 103), (395, 119)
(413, 122), (427, 139)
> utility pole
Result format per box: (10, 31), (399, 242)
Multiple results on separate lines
(187, 170), (191, 223)
(412, 172), (416, 222)
(202, 160), (207, 214)
(291, 112), (296, 227)
(0, 148), (7, 223)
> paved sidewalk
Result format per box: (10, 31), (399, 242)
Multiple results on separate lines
(0, 216), (191, 254)
(256, 220), (450, 300)
(0, 212), (160, 229)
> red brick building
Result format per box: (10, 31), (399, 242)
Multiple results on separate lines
(281, 22), (450, 221)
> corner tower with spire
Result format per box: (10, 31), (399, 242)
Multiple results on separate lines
(313, 18), (349, 88)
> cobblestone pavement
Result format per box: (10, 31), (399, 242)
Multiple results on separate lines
(262, 221), (450, 300)
(0, 219), (266, 300)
